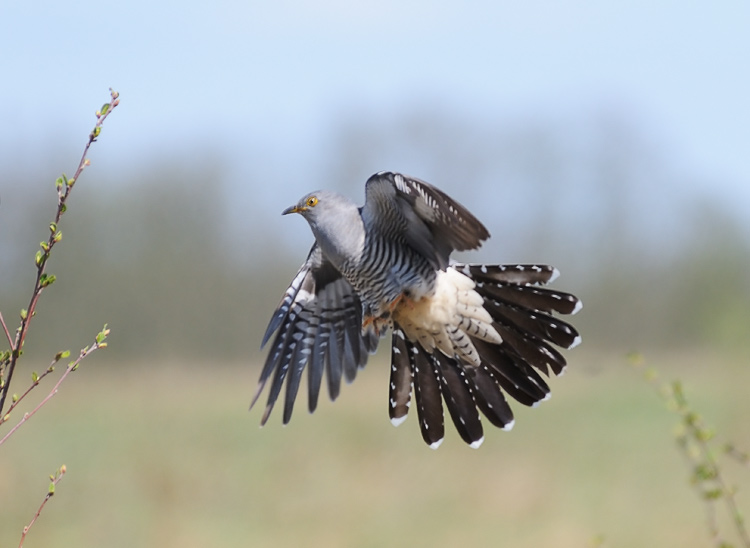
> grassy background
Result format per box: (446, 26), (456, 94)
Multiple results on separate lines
(2, 348), (748, 547)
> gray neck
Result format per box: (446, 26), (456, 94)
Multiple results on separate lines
(311, 204), (366, 270)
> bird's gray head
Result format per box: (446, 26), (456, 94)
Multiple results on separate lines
(282, 190), (365, 267)
(282, 190), (346, 221)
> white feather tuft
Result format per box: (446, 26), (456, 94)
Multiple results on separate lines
(469, 436), (485, 449)
(393, 268), (501, 366)
(390, 415), (408, 427)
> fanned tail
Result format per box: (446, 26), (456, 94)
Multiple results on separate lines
(388, 263), (581, 448)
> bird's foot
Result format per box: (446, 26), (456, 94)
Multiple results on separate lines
(362, 293), (412, 337)
(389, 292), (414, 312)
(362, 313), (392, 337)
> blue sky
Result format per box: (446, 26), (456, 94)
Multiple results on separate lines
(2, 2), (748, 229)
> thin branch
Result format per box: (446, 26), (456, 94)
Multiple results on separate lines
(0, 89), (119, 415)
(0, 331), (108, 447)
(18, 465), (67, 548)
(673, 384), (750, 548)
(0, 353), (67, 427)
(674, 419), (725, 545)
(0, 311), (12, 348)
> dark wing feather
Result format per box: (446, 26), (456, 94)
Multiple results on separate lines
(457, 263), (581, 316)
(306, 318), (328, 413)
(434, 352), (485, 448)
(251, 244), (378, 425)
(466, 365), (515, 430)
(363, 171), (490, 270)
(470, 337), (551, 406)
(388, 327), (413, 426)
(406, 336), (445, 448)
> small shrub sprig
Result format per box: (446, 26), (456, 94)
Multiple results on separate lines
(0, 89), (119, 545)
(17, 465), (67, 548)
(0, 327), (109, 445)
(0, 88), (118, 420)
(630, 354), (749, 548)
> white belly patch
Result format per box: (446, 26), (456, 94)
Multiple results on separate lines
(392, 268), (502, 366)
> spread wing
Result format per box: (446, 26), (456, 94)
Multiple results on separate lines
(252, 244), (379, 425)
(362, 171), (490, 270)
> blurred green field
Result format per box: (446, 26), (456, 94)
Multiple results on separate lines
(1, 349), (748, 548)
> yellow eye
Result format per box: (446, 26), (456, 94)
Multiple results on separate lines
(306, 196), (318, 207)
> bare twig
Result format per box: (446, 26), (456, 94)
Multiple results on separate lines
(0, 89), (119, 415)
(18, 465), (67, 548)
(0, 351), (70, 428)
(0, 311), (12, 347)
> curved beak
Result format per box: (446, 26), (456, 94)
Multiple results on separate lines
(282, 205), (306, 215)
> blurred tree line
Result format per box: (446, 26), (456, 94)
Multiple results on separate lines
(1, 108), (748, 364)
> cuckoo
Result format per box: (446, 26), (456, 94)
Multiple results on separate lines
(251, 171), (581, 448)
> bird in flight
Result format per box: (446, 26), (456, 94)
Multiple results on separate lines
(251, 171), (581, 448)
